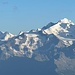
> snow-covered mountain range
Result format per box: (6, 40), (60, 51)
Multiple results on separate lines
(0, 18), (75, 75)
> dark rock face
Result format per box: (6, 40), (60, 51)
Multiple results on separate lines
(0, 57), (58, 75)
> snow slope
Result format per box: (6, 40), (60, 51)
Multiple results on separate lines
(44, 18), (75, 39)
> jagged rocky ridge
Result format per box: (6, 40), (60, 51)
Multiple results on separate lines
(0, 18), (75, 75)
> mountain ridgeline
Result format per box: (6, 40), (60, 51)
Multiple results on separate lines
(0, 18), (75, 75)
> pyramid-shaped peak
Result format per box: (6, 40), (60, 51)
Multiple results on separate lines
(58, 18), (72, 23)
(19, 31), (24, 35)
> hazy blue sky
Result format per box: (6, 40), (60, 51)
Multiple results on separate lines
(0, 0), (75, 34)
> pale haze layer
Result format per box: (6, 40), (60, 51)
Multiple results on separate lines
(0, 0), (75, 34)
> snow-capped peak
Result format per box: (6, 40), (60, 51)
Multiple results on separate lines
(58, 18), (74, 24)
(4, 32), (14, 40)
(0, 31), (14, 40)
(44, 18), (75, 42)
(19, 31), (24, 35)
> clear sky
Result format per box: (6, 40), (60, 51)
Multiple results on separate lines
(0, 0), (75, 34)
